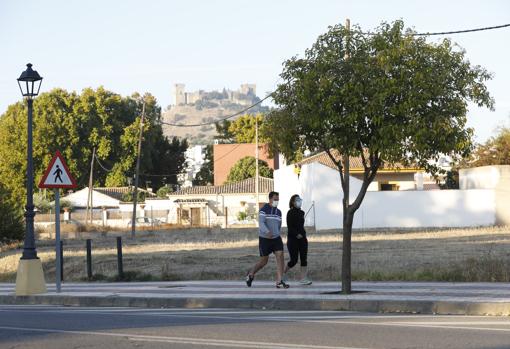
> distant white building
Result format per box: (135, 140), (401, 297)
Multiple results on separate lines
(60, 187), (156, 209)
(178, 145), (207, 187)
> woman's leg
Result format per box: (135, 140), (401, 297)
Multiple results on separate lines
(299, 238), (309, 281)
(286, 238), (299, 273)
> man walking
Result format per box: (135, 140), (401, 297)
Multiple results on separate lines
(246, 191), (289, 289)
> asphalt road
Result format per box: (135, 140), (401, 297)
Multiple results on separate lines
(0, 306), (509, 349)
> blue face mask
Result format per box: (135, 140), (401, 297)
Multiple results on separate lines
(295, 199), (302, 208)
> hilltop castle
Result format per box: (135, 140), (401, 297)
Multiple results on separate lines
(172, 83), (257, 107)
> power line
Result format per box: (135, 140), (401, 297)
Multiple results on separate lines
(362, 23), (510, 37)
(159, 93), (273, 128)
(158, 24), (508, 129)
(95, 157), (113, 172)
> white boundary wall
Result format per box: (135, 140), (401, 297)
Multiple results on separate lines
(275, 163), (497, 230)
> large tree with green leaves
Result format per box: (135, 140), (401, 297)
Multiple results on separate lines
(0, 184), (24, 244)
(0, 87), (187, 204)
(226, 156), (273, 183)
(214, 114), (270, 144)
(193, 145), (214, 185)
(462, 126), (510, 167)
(266, 20), (494, 293)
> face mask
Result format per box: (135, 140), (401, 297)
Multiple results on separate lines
(271, 200), (279, 208)
(295, 199), (302, 208)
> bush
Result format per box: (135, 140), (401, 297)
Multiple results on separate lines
(34, 192), (52, 213)
(121, 190), (146, 202)
(156, 186), (172, 198)
(237, 211), (248, 221)
(59, 199), (74, 212)
(0, 188), (24, 244)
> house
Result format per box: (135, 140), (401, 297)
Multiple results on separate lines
(274, 153), (507, 230)
(151, 177), (273, 227)
(295, 150), (425, 191)
(61, 186), (156, 209)
(213, 143), (281, 185)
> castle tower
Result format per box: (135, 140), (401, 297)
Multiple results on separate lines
(174, 84), (186, 105)
(240, 83), (256, 96)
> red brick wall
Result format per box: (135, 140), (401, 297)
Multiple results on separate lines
(213, 143), (278, 185)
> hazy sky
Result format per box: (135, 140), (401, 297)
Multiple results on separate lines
(1, 0), (509, 142)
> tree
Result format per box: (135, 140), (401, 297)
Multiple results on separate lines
(0, 88), (188, 204)
(266, 20), (493, 293)
(226, 156), (273, 183)
(463, 126), (510, 167)
(0, 184), (24, 244)
(193, 145), (214, 185)
(215, 114), (271, 144)
(156, 186), (172, 198)
(214, 120), (234, 143)
(227, 114), (270, 143)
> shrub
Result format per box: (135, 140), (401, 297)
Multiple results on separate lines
(156, 186), (172, 198)
(0, 187), (24, 244)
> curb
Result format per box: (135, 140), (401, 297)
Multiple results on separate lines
(1, 295), (510, 316)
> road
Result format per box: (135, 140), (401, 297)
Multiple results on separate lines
(0, 306), (509, 349)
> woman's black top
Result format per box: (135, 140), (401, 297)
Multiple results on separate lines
(286, 207), (306, 239)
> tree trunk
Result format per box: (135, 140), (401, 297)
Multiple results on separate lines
(341, 209), (354, 294)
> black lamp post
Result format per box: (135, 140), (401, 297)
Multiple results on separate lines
(17, 63), (42, 260)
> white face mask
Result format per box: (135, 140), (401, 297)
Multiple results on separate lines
(295, 199), (303, 208)
(271, 200), (279, 208)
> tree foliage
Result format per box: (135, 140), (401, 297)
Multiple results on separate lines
(266, 20), (493, 293)
(0, 184), (24, 244)
(193, 145), (214, 186)
(214, 120), (234, 144)
(0, 87), (187, 205)
(463, 126), (510, 167)
(215, 114), (271, 144)
(226, 156), (273, 183)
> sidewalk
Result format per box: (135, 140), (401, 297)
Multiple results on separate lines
(1, 281), (510, 315)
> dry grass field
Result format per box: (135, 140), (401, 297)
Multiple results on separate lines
(1, 225), (510, 283)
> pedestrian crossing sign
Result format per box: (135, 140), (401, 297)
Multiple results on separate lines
(38, 151), (77, 189)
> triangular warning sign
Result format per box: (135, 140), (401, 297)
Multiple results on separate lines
(38, 151), (77, 189)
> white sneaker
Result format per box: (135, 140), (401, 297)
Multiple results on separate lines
(299, 278), (312, 285)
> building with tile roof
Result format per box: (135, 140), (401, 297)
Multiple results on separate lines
(295, 150), (423, 191)
(163, 177), (273, 227)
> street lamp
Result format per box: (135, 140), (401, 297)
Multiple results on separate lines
(15, 63), (46, 295)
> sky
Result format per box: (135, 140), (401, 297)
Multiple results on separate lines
(1, 0), (509, 143)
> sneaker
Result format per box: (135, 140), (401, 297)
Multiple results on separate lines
(276, 280), (290, 289)
(246, 274), (254, 287)
(299, 278), (312, 286)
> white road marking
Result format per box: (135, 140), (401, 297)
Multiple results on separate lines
(301, 320), (510, 332)
(0, 326), (368, 349)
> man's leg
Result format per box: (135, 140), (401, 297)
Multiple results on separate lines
(249, 256), (269, 277)
(274, 250), (285, 282)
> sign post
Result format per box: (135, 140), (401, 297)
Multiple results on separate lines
(38, 151), (77, 293)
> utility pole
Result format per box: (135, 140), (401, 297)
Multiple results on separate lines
(255, 116), (259, 216)
(86, 147), (95, 225)
(131, 101), (146, 238)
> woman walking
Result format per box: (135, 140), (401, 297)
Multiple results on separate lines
(283, 194), (312, 285)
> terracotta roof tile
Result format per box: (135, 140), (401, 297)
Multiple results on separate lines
(297, 150), (420, 172)
(169, 177), (274, 196)
(94, 187), (157, 201)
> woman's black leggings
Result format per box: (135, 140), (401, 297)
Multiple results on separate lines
(287, 237), (308, 268)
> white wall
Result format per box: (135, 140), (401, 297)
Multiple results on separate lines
(275, 163), (498, 230)
(352, 189), (495, 229)
(275, 162), (363, 229)
(460, 165), (510, 189)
